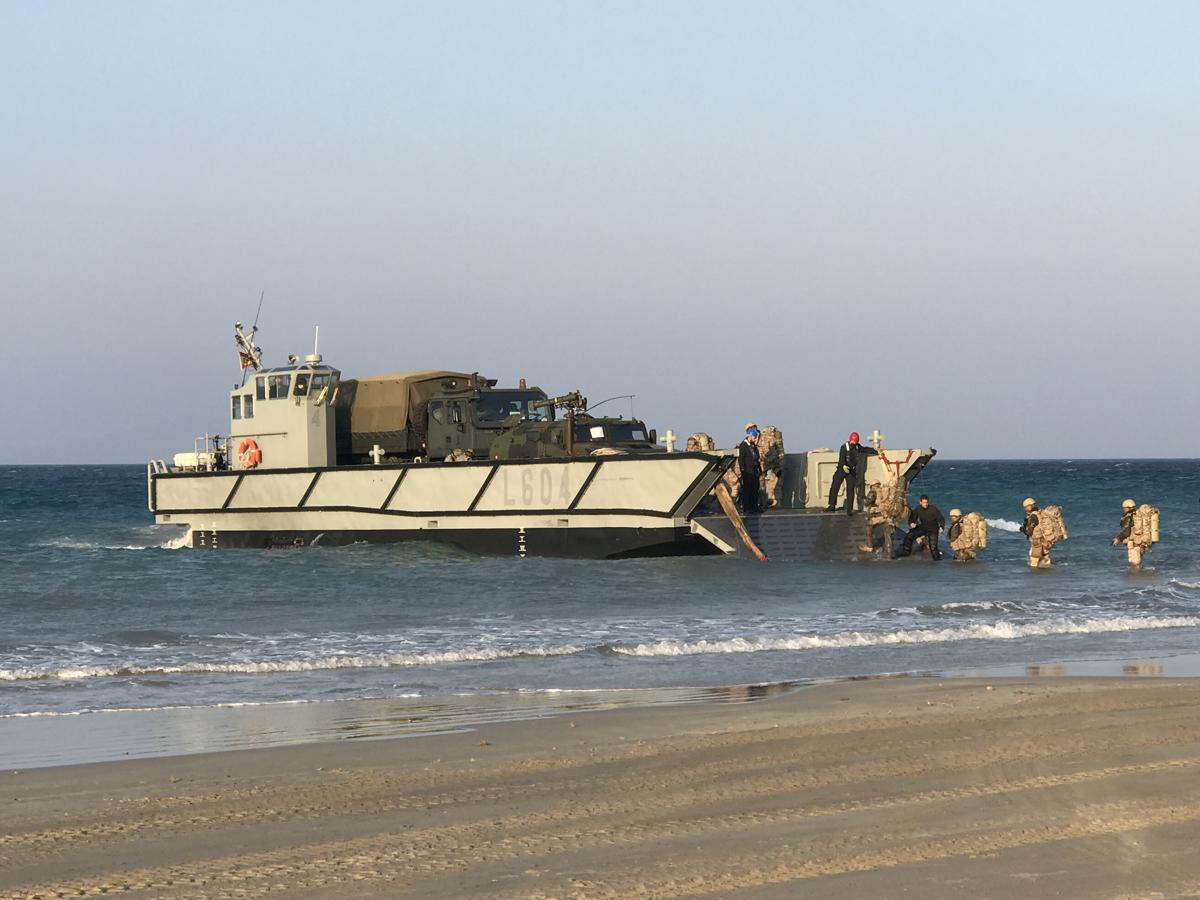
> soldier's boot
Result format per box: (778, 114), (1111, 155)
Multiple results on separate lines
(859, 525), (874, 553)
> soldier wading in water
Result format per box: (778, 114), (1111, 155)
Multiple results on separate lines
(896, 494), (945, 559)
(1112, 498), (1159, 570)
(947, 509), (972, 561)
(1019, 497), (1067, 568)
(1020, 498), (1047, 567)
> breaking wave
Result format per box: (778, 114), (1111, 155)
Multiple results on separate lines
(39, 536), (187, 551)
(986, 518), (1023, 533)
(8, 614), (1200, 683)
(610, 615), (1200, 657)
(0, 695), (425, 719)
(0, 645), (584, 682)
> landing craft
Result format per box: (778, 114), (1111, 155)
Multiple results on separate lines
(147, 323), (935, 559)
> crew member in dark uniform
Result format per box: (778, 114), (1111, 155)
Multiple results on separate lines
(738, 423), (762, 515)
(897, 495), (946, 559)
(826, 432), (875, 514)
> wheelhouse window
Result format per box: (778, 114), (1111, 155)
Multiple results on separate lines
(231, 396), (242, 419)
(268, 374), (291, 399)
(243, 395), (254, 418)
(294, 373), (310, 397)
(256, 377), (267, 401)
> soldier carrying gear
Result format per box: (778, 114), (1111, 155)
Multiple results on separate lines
(737, 424), (762, 515)
(947, 508), (988, 561)
(1112, 498), (1159, 569)
(860, 478), (908, 555)
(756, 426), (785, 509)
(1020, 498), (1043, 567)
(826, 431), (876, 515)
(1021, 497), (1066, 568)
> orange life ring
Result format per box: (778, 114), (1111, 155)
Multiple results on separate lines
(237, 438), (262, 469)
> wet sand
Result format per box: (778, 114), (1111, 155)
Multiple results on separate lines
(3, 677), (1200, 899)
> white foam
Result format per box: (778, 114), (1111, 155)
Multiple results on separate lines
(0, 694), (424, 720)
(39, 538), (169, 552)
(0, 645), (583, 682)
(611, 615), (1200, 657)
(986, 518), (1023, 533)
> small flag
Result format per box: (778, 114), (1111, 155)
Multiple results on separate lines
(239, 351), (255, 369)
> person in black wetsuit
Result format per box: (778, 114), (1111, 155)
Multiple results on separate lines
(897, 495), (946, 559)
(737, 424), (762, 515)
(826, 432), (875, 514)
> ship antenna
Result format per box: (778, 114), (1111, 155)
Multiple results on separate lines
(234, 292), (266, 384)
(586, 394), (635, 414)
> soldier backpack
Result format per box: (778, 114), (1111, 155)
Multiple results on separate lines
(1033, 505), (1068, 547)
(950, 512), (987, 552)
(1131, 504), (1160, 548)
(873, 480), (907, 521)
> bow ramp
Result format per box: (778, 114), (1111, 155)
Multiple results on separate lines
(690, 509), (872, 561)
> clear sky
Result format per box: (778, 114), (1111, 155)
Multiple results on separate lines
(1, 1), (1196, 462)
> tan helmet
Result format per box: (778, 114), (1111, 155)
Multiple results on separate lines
(1122, 498), (1136, 509)
(744, 421), (758, 432)
(1022, 497), (1036, 509)
(949, 508), (962, 519)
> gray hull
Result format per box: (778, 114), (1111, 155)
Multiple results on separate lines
(150, 453), (732, 559)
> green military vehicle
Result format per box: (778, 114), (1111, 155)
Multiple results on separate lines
(334, 374), (658, 464)
(488, 392), (658, 459)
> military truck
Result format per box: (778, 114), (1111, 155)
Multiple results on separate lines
(488, 392), (659, 460)
(335, 375), (660, 463)
(333, 371), (554, 464)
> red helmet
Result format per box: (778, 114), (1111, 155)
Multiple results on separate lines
(848, 431), (860, 443)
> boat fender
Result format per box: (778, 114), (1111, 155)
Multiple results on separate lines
(237, 438), (262, 469)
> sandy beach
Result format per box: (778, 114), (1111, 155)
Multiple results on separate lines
(3, 677), (1200, 899)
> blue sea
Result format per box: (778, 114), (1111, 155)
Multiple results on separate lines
(3, 460), (1199, 768)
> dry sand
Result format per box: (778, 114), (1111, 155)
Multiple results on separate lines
(3, 677), (1200, 899)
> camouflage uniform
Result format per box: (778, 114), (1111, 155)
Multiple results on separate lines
(1114, 504), (1144, 568)
(1021, 505), (1050, 568)
(947, 515), (975, 561)
(756, 426), (785, 509)
(860, 480), (904, 555)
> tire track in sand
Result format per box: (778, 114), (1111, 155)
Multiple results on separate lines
(4, 704), (1195, 861)
(4, 756), (1198, 900)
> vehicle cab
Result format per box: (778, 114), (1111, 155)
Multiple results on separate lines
(425, 381), (551, 458)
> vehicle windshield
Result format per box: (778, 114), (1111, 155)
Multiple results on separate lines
(475, 391), (551, 423)
(574, 422), (650, 443)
